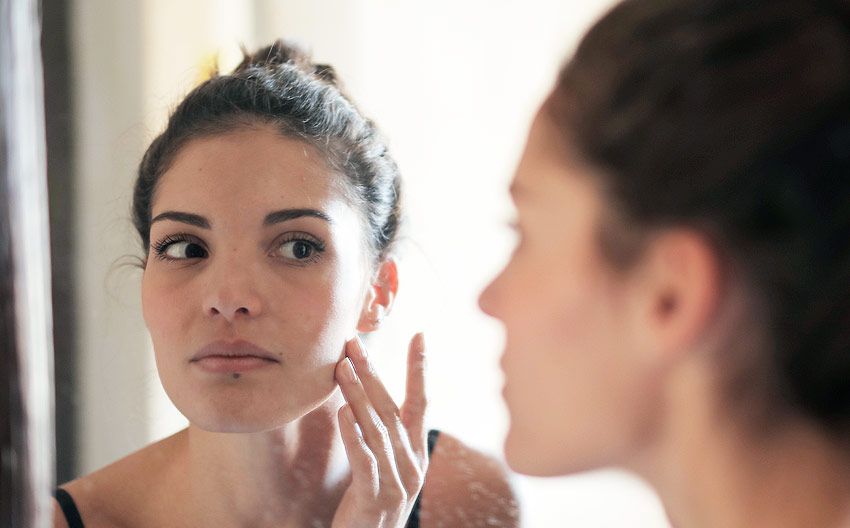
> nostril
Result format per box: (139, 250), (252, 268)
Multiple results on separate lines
(206, 301), (257, 319)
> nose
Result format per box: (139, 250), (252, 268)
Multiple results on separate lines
(203, 265), (264, 323)
(478, 275), (500, 318)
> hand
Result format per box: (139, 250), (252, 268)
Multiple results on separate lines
(332, 333), (428, 528)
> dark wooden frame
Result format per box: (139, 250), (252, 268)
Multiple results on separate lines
(42, 0), (78, 484)
(1, 0), (55, 525)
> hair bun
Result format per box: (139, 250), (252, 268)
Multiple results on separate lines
(234, 39), (340, 87)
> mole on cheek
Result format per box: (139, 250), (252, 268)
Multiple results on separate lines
(232, 373), (241, 380)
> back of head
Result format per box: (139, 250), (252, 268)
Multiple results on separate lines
(549, 0), (850, 437)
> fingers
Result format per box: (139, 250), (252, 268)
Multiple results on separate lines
(401, 333), (427, 456)
(337, 404), (379, 494)
(346, 337), (427, 485)
(347, 337), (421, 458)
(334, 334), (428, 507)
(335, 355), (406, 501)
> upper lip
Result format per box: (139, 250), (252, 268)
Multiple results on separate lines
(191, 340), (280, 363)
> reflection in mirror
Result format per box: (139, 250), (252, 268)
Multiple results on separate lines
(48, 1), (671, 526)
(53, 36), (520, 527)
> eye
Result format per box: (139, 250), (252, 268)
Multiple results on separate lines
(165, 241), (207, 259)
(279, 240), (315, 260)
(272, 233), (325, 264)
(152, 234), (208, 261)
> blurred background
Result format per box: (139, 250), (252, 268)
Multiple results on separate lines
(43, 1), (670, 525)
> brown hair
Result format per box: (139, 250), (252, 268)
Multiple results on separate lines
(549, 0), (850, 436)
(134, 40), (402, 262)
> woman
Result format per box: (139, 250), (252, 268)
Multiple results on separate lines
(54, 41), (517, 528)
(480, 0), (850, 526)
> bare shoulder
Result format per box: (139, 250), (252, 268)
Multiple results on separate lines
(56, 429), (187, 528)
(420, 431), (520, 528)
(52, 498), (70, 528)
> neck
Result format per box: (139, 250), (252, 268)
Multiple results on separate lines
(178, 390), (350, 527)
(629, 357), (850, 528)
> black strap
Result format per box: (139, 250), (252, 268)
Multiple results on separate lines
(406, 429), (441, 528)
(54, 488), (85, 528)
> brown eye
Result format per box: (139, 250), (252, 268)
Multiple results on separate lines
(164, 241), (207, 260)
(277, 240), (317, 260)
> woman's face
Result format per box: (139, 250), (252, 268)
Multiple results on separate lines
(479, 110), (659, 476)
(142, 126), (375, 433)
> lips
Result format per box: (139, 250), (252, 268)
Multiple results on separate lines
(190, 340), (280, 373)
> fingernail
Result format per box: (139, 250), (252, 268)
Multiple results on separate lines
(412, 332), (426, 356)
(340, 357), (358, 383)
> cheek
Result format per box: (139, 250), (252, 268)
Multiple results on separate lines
(262, 262), (368, 369)
(500, 245), (612, 351)
(501, 250), (659, 473)
(504, 267), (614, 389)
(141, 268), (188, 344)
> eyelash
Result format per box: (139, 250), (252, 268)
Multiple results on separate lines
(151, 233), (203, 261)
(272, 232), (326, 265)
(149, 232), (327, 264)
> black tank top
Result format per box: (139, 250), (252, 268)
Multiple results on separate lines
(55, 429), (440, 528)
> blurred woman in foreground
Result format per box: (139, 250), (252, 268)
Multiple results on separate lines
(480, 0), (850, 526)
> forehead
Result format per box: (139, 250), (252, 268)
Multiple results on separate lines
(152, 126), (346, 215)
(511, 109), (607, 226)
(513, 111), (581, 198)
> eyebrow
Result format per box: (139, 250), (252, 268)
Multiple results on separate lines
(264, 208), (332, 226)
(151, 211), (210, 228)
(150, 208), (332, 229)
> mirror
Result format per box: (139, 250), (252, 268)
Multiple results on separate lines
(43, 1), (669, 525)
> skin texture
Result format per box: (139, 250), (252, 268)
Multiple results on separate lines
(479, 107), (850, 527)
(55, 126), (518, 528)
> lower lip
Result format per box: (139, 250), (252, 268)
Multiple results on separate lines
(191, 356), (278, 373)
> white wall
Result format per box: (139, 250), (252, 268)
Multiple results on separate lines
(71, 2), (670, 526)
(71, 0), (152, 472)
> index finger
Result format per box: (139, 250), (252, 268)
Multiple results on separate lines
(400, 333), (427, 455)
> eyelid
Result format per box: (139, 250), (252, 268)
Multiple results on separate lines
(270, 231), (326, 251)
(270, 231), (326, 265)
(151, 232), (207, 261)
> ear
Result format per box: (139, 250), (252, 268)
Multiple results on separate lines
(357, 258), (399, 333)
(630, 230), (721, 363)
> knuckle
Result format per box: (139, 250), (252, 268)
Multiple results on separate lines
(402, 470), (425, 496)
(370, 416), (391, 442)
(382, 483), (406, 504)
(407, 396), (427, 414)
(357, 451), (379, 477)
(366, 454), (379, 474)
(387, 416), (406, 437)
(376, 401), (401, 420)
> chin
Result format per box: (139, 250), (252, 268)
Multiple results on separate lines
(166, 380), (339, 434)
(503, 421), (609, 477)
(504, 427), (561, 476)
